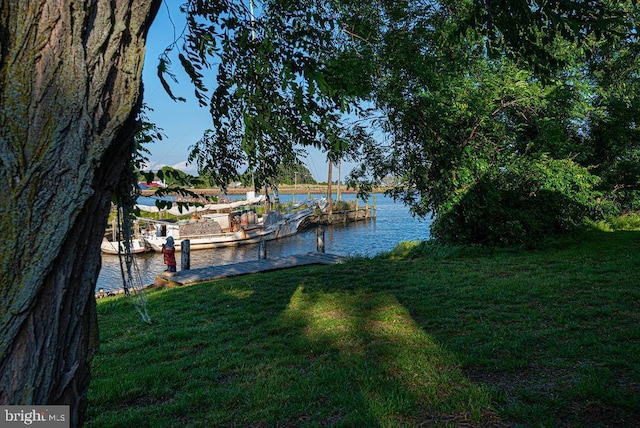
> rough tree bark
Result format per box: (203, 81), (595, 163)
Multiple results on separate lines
(0, 0), (160, 425)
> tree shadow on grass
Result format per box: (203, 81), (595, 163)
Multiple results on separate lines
(383, 230), (640, 427)
(277, 285), (502, 426)
(88, 264), (502, 426)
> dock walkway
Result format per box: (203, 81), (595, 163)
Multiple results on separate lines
(158, 252), (345, 286)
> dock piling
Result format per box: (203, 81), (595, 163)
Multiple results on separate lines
(258, 240), (267, 259)
(181, 239), (191, 271)
(316, 226), (325, 253)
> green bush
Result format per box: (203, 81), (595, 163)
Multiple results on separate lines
(605, 212), (640, 231)
(431, 156), (615, 247)
(333, 200), (354, 211)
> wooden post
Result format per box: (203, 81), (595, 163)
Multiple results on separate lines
(258, 240), (267, 259)
(327, 160), (333, 215)
(374, 195), (377, 218)
(181, 239), (191, 271)
(316, 226), (325, 253)
(337, 160), (341, 202)
(355, 198), (359, 222)
(112, 218), (117, 242)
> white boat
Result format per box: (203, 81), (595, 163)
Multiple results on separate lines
(101, 218), (151, 254)
(141, 199), (322, 252)
(100, 237), (149, 254)
(135, 192), (267, 217)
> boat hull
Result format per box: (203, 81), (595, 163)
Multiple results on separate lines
(101, 238), (149, 255)
(145, 228), (277, 252)
(144, 207), (316, 252)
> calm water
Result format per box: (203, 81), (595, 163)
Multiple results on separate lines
(96, 193), (432, 292)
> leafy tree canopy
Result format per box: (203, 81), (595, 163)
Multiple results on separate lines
(159, 0), (639, 245)
(341, 0), (639, 245)
(157, 0), (369, 191)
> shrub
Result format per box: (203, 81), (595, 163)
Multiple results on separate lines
(605, 212), (640, 231)
(431, 156), (615, 247)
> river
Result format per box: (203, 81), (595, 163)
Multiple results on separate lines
(96, 193), (432, 292)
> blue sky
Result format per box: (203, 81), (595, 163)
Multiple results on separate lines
(141, 1), (344, 182)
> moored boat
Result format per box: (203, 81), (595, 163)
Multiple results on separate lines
(142, 204), (318, 252)
(100, 237), (150, 254)
(101, 218), (152, 254)
(102, 192), (324, 254)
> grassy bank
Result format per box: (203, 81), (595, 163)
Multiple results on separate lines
(87, 230), (640, 427)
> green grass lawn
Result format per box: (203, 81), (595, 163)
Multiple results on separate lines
(87, 230), (640, 427)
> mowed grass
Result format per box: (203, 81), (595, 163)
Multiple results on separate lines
(87, 230), (640, 427)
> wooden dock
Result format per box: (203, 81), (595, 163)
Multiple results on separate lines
(156, 252), (345, 286)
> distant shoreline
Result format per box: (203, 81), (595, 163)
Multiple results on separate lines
(141, 185), (389, 196)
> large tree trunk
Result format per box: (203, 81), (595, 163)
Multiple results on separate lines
(0, 0), (160, 425)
